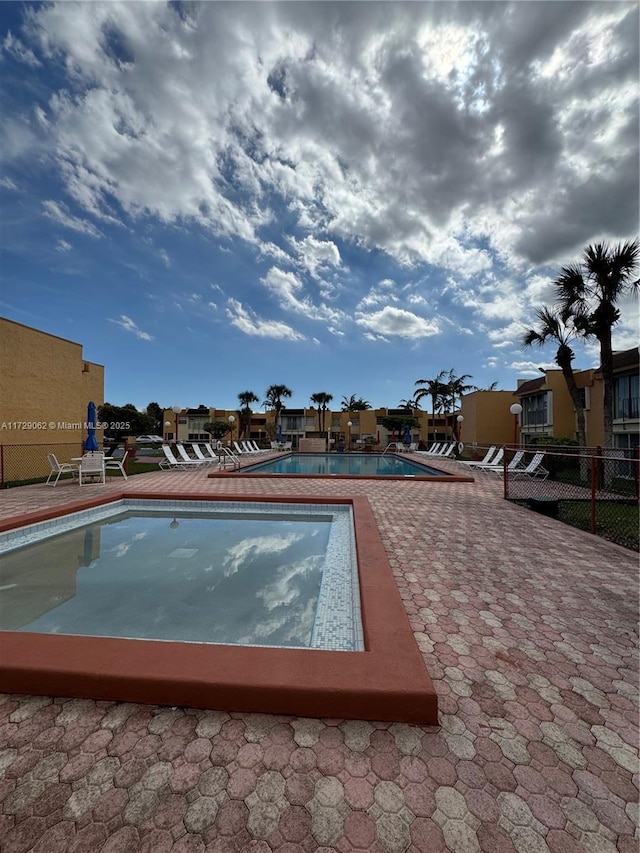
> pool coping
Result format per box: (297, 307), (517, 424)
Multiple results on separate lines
(0, 491), (438, 724)
(209, 452), (474, 482)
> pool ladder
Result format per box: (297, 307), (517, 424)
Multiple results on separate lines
(217, 446), (240, 470)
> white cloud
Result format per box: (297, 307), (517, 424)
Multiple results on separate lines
(42, 200), (102, 238)
(261, 266), (345, 324)
(226, 298), (304, 341)
(55, 239), (71, 253)
(109, 315), (153, 341)
(1, 31), (40, 66)
(355, 306), (440, 340)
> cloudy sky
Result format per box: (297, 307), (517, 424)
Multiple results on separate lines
(1, 1), (638, 411)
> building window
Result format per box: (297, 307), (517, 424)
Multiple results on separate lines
(574, 387), (590, 411)
(614, 373), (639, 419)
(522, 393), (549, 427)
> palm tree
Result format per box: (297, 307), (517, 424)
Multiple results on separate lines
(263, 384), (292, 437)
(310, 392), (333, 433)
(555, 239), (640, 446)
(398, 398), (418, 410)
(341, 395), (372, 412)
(237, 390), (259, 440)
(523, 307), (587, 446)
(443, 370), (474, 416)
(414, 371), (447, 443)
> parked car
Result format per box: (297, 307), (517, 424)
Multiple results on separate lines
(135, 434), (164, 443)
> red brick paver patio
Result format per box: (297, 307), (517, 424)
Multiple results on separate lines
(0, 458), (638, 852)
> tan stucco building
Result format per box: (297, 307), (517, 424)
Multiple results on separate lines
(0, 318), (104, 481)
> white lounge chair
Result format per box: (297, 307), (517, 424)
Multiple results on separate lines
(46, 453), (79, 486)
(175, 443), (204, 464)
(460, 446), (497, 467)
(422, 443), (442, 455)
(248, 441), (268, 453)
(104, 450), (128, 479)
(434, 443), (455, 457)
(467, 447), (505, 469)
(160, 445), (207, 470)
(79, 453), (105, 485)
(476, 450), (525, 476)
(510, 452), (549, 480)
(191, 444), (217, 465)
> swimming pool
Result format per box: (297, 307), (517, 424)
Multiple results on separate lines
(238, 452), (447, 477)
(0, 493), (438, 723)
(0, 499), (362, 651)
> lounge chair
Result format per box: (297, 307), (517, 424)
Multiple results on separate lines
(175, 443), (203, 464)
(79, 453), (105, 485)
(204, 443), (222, 460)
(104, 450), (128, 479)
(191, 444), (217, 465)
(460, 446), (497, 467)
(46, 453), (79, 486)
(160, 445), (207, 470)
(475, 450), (525, 476)
(248, 441), (269, 453)
(422, 443), (442, 455)
(510, 452), (549, 480)
(440, 443), (456, 457)
(467, 447), (505, 469)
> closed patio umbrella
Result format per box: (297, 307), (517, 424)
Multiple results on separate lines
(83, 401), (99, 451)
(403, 424), (411, 445)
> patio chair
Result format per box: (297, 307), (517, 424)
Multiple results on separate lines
(204, 443), (221, 460)
(159, 445), (207, 470)
(460, 446), (497, 467)
(466, 447), (505, 469)
(438, 443), (456, 457)
(176, 443), (207, 465)
(79, 453), (106, 485)
(248, 441), (269, 454)
(104, 450), (128, 479)
(510, 452), (549, 480)
(192, 444), (217, 464)
(476, 450), (526, 476)
(423, 443), (442, 456)
(46, 453), (79, 486)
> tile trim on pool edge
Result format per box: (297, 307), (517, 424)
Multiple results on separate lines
(0, 491), (437, 725)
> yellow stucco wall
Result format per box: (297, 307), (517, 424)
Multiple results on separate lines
(0, 318), (104, 480)
(459, 391), (516, 447)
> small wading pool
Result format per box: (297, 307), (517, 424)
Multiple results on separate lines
(0, 494), (437, 723)
(0, 500), (362, 651)
(235, 452), (452, 478)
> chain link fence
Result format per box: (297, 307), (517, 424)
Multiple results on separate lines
(1, 442), (86, 487)
(504, 447), (639, 552)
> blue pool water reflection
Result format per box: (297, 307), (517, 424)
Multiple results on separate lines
(240, 453), (445, 477)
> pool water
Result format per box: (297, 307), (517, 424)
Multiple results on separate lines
(0, 500), (362, 651)
(240, 452), (445, 476)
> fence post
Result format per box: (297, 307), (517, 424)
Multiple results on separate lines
(503, 447), (508, 500)
(0, 444), (3, 489)
(590, 454), (597, 535)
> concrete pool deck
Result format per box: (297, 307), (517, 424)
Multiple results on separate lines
(0, 457), (638, 852)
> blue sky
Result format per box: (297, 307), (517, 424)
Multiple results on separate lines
(1, 1), (638, 412)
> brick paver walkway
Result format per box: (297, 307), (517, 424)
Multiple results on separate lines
(0, 459), (638, 852)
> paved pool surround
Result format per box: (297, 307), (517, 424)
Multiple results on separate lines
(0, 490), (437, 725)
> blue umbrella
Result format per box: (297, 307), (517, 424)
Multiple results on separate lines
(83, 401), (99, 451)
(277, 424), (283, 442)
(403, 424), (411, 445)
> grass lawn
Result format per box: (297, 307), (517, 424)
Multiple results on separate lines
(558, 500), (639, 552)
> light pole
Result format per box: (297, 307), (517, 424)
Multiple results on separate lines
(347, 421), (352, 452)
(456, 414), (464, 446)
(509, 403), (522, 446)
(228, 414), (235, 446)
(164, 420), (171, 442)
(171, 406), (182, 443)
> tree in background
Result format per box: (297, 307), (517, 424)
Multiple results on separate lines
(145, 402), (164, 433)
(414, 371), (447, 444)
(203, 421), (231, 442)
(523, 306), (588, 446)
(554, 239), (639, 447)
(98, 403), (154, 440)
(263, 384), (292, 436)
(237, 390), (259, 440)
(341, 395), (372, 411)
(310, 392), (334, 432)
(379, 414), (421, 442)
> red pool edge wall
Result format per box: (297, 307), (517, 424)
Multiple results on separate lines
(0, 492), (438, 725)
